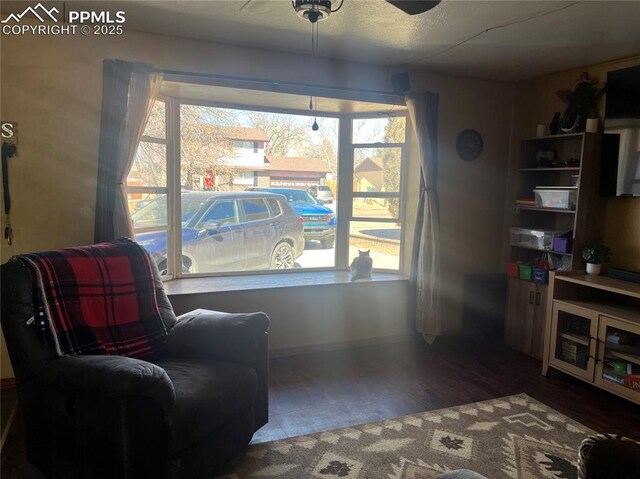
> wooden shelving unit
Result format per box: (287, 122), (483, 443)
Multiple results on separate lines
(513, 206), (577, 214)
(504, 132), (603, 359)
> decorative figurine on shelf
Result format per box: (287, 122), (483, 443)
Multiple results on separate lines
(549, 111), (561, 135)
(350, 249), (373, 282)
(557, 72), (605, 133)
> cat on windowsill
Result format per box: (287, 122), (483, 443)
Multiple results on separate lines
(350, 250), (372, 282)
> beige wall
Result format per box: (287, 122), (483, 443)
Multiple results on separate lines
(169, 281), (411, 354)
(510, 56), (640, 271)
(0, 23), (514, 377)
(403, 72), (515, 335)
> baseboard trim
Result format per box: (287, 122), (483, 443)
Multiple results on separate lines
(270, 334), (412, 358)
(0, 378), (16, 389)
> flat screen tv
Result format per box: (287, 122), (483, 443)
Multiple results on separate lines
(601, 65), (640, 196)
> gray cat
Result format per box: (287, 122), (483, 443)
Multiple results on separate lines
(350, 250), (372, 281)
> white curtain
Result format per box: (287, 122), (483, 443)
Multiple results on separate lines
(113, 68), (163, 238)
(95, 61), (163, 242)
(406, 92), (442, 341)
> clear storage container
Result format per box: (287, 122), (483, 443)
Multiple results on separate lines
(533, 188), (577, 210)
(510, 227), (567, 251)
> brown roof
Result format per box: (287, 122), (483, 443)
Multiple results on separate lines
(354, 157), (383, 173)
(214, 126), (269, 142)
(266, 156), (331, 173)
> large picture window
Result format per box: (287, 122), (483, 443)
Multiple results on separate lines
(128, 89), (406, 278)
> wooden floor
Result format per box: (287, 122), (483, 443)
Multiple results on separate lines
(2, 337), (638, 478)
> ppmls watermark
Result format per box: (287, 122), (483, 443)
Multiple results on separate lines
(1, 2), (125, 36)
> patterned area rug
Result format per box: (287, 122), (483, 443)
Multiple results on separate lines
(216, 394), (594, 479)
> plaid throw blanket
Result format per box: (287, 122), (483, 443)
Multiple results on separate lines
(20, 239), (168, 360)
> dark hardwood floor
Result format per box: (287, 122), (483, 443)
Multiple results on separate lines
(253, 337), (639, 443)
(2, 337), (638, 478)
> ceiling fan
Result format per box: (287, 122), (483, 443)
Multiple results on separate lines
(239, 1), (441, 22)
(291, 0), (441, 22)
(383, 1), (442, 16)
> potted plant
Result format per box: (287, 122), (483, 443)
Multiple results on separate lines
(582, 244), (612, 275)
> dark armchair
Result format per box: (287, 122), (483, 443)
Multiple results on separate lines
(1, 258), (269, 479)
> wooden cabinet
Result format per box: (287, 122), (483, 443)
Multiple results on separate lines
(543, 271), (640, 405)
(547, 300), (599, 381)
(594, 315), (640, 403)
(505, 278), (546, 359)
(504, 132), (602, 358)
(531, 285), (547, 360)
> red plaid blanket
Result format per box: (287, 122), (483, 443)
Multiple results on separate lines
(20, 239), (168, 360)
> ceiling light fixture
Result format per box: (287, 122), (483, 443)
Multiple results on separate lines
(292, 0), (343, 24)
(292, 1), (344, 130)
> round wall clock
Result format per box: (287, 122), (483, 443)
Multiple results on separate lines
(456, 129), (483, 161)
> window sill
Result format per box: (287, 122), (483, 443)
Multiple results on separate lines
(163, 271), (409, 296)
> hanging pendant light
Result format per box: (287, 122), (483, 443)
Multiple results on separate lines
(310, 96), (319, 130)
(310, 20), (320, 131)
(293, 1), (345, 131)
(292, 1), (343, 23)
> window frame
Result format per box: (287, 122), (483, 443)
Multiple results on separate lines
(129, 97), (175, 277)
(132, 96), (408, 279)
(345, 112), (409, 273)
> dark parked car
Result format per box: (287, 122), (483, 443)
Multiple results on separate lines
(132, 191), (304, 274)
(248, 187), (336, 248)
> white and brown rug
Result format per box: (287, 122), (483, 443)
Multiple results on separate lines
(216, 394), (595, 478)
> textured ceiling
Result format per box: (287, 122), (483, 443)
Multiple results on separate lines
(3, 1), (640, 81)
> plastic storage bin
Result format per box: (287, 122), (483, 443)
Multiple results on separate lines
(553, 236), (573, 253)
(533, 267), (549, 284)
(510, 227), (566, 251)
(519, 263), (533, 281)
(507, 262), (519, 278)
(533, 188), (577, 210)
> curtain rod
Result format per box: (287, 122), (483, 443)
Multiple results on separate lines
(155, 68), (405, 106)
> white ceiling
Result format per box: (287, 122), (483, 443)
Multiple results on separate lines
(4, 1), (640, 81)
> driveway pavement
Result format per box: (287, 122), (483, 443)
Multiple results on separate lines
(296, 200), (401, 270)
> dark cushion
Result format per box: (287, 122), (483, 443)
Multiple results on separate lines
(1, 259), (58, 379)
(158, 358), (258, 454)
(169, 310), (270, 360)
(43, 355), (176, 413)
(578, 434), (640, 479)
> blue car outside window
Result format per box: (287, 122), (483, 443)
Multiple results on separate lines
(131, 197), (208, 228)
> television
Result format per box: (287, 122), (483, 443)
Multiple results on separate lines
(601, 65), (640, 196)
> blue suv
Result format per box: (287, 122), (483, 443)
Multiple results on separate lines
(249, 188), (336, 248)
(131, 191), (304, 274)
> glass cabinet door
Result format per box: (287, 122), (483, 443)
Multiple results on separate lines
(548, 302), (599, 380)
(594, 316), (640, 403)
